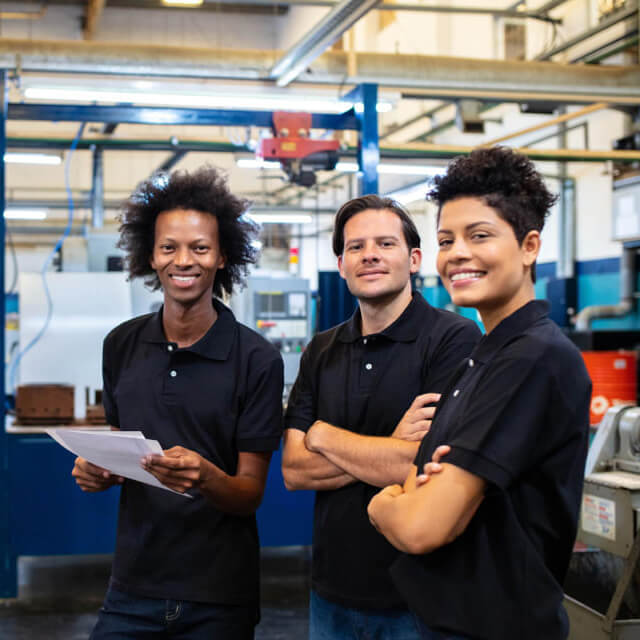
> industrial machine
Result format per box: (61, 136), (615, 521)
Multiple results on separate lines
(566, 404), (640, 639)
(230, 275), (311, 393)
(258, 111), (340, 187)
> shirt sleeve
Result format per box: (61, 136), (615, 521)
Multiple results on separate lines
(423, 320), (482, 393)
(101, 333), (120, 428)
(442, 351), (551, 490)
(236, 349), (284, 453)
(283, 343), (317, 433)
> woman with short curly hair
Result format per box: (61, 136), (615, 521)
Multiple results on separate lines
(369, 147), (591, 640)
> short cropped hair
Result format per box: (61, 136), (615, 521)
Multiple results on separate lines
(332, 194), (420, 257)
(429, 146), (557, 282)
(118, 166), (259, 298)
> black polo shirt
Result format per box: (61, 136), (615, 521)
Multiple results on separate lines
(102, 298), (283, 610)
(285, 292), (481, 609)
(391, 300), (591, 640)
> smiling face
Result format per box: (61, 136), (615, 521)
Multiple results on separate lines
(150, 208), (225, 309)
(436, 196), (540, 332)
(337, 208), (421, 304)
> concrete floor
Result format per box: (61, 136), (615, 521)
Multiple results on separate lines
(0, 547), (310, 639)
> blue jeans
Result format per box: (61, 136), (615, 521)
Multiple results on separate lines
(90, 583), (257, 639)
(309, 590), (421, 640)
(413, 614), (472, 640)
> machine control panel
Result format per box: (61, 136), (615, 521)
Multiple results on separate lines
(230, 276), (311, 388)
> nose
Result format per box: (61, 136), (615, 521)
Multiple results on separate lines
(449, 237), (471, 261)
(174, 246), (193, 267)
(361, 240), (380, 263)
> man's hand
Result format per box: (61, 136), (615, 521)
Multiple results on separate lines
(142, 446), (208, 494)
(415, 445), (451, 488)
(368, 483), (404, 531)
(304, 420), (328, 453)
(392, 393), (441, 442)
(72, 457), (123, 492)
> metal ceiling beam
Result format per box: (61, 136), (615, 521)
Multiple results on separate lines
(156, 150), (188, 172)
(380, 142), (640, 163)
(85, 0), (107, 40)
(270, 0), (382, 87)
(536, 1), (638, 60)
(6, 136), (250, 152)
(570, 29), (639, 64)
(2, 39), (640, 102)
(532, 0), (569, 15)
(7, 133), (640, 164)
(8, 103), (359, 130)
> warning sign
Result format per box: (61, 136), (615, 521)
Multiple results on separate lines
(581, 493), (616, 541)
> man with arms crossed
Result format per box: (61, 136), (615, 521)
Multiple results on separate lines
(282, 195), (480, 639)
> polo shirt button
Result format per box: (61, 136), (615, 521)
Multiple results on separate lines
(170, 370), (177, 377)
(167, 345), (174, 352)
(453, 389), (460, 397)
(363, 338), (368, 345)
(469, 359), (474, 367)
(365, 363), (373, 370)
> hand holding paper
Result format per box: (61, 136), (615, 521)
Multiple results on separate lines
(47, 428), (191, 497)
(142, 445), (209, 494)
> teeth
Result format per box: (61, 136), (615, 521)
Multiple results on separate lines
(171, 276), (195, 281)
(450, 271), (484, 282)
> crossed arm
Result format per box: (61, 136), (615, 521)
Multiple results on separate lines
(367, 454), (485, 555)
(282, 393), (439, 490)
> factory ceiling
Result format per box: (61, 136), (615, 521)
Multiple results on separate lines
(1, 0), (640, 228)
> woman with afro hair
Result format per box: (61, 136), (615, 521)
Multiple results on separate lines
(369, 147), (591, 640)
(72, 166), (284, 639)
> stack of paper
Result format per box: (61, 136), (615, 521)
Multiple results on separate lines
(47, 429), (189, 497)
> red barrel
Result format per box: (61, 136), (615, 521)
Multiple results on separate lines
(581, 351), (637, 425)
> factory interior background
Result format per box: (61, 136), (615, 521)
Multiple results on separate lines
(1, 0), (640, 638)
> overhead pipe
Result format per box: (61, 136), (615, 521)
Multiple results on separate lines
(90, 146), (104, 228)
(270, 0), (382, 87)
(484, 102), (608, 146)
(574, 247), (636, 330)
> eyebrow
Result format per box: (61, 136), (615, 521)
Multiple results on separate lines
(437, 221), (496, 234)
(345, 234), (401, 243)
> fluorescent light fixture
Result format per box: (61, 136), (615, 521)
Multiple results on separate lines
(237, 158), (281, 170)
(237, 158), (445, 177)
(335, 162), (445, 176)
(354, 102), (393, 114)
(5, 153), (61, 166)
(25, 87), (356, 115)
(248, 213), (312, 224)
(24, 82), (395, 116)
(4, 208), (48, 220)
(162, 0), (203, 5)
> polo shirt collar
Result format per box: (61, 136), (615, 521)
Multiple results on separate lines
(472, 299), (550, 363)
(336, 291), (425, 343)
(140, 297), (235, 361)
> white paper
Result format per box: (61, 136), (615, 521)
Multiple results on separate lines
(47, 428), (191, 497)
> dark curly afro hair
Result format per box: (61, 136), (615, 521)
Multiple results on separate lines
(428, 146), (557, 282)
(118, 165), (259, 298)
